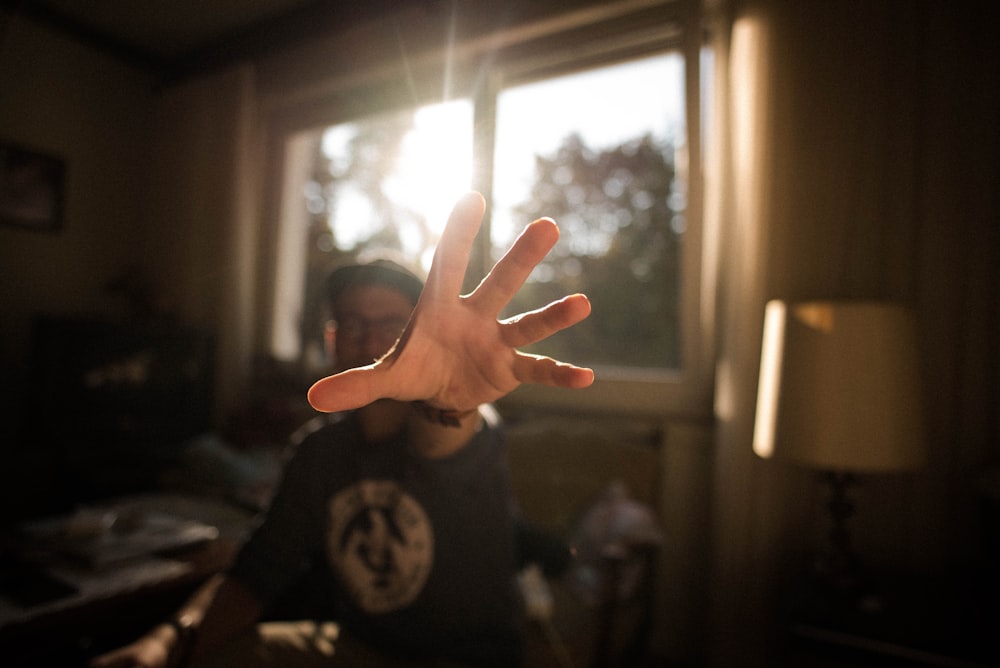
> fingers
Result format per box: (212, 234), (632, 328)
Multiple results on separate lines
(424, 191), (486, 302)
(308, 366), (386, 413)
(500, 293), (591, 348)
(512, 353), (595, 389)
(467, 218), (560, 315)
(504, 292), (593, 389)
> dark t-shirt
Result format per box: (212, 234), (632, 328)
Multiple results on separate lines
(228, 409), (523, 666)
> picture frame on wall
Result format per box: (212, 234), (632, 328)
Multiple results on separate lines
(0, 141), (66, 232)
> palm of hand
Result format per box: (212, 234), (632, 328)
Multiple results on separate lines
(307, 192), (594, 414)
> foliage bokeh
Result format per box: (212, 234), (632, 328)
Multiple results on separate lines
(505, 132), (683, 369)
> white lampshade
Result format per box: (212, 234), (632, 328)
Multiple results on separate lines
(753, 300), (927, 473)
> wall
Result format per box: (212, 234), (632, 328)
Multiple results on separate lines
(0, 15), (155, 519)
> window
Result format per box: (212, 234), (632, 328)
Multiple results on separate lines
(491, 54), (686, 371)
(271, 101), (474, 368)
(269, 12), (712, 416)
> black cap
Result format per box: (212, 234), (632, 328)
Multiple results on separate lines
(325, 253), (424, 307)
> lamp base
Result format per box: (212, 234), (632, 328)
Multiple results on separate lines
(813, 471), (860, 592)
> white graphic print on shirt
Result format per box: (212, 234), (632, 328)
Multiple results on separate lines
(327, 479), (434, 613)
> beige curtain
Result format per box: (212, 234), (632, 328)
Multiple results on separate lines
(705, 4), (805, 664)
(706, 0), (998, 665)
(143, 65), (262, 421)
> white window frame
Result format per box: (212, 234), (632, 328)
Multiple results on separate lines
(261, 2), (715, 420)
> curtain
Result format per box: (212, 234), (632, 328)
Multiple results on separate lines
(705, 4), (808, 664)
(707, 1), (998, 665)
(144, 65), (262, 421)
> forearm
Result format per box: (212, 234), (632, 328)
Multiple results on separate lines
(88, 573), (257, 668)
(181, 575), (262, 662)
(144, 574), (261, 666)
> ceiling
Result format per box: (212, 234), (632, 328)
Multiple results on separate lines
(3, 0), (400, 81)
(5, 1), (650, 84)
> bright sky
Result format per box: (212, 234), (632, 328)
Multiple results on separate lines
(320, 52), (685, 268)
(493, 53), (685, 243)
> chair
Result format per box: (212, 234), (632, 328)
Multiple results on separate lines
(506, 415), (665, 667)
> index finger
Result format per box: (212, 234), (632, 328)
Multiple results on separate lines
(423, 191), (486, 302)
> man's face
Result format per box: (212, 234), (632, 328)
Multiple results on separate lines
(328, 284), (415, 371)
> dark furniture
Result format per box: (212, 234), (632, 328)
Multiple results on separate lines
(0, 493), (250, 667)
(780, 569), (998, 667)
(14, 315), (215, 523)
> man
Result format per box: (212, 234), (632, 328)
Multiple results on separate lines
(89, 191), (593, 667)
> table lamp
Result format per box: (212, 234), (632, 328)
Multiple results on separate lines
(752, 300), (926, 588)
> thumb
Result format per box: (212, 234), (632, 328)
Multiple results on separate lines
(307, 366), (386, 413)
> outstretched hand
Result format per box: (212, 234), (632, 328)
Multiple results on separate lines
(307, 191), (594, 414)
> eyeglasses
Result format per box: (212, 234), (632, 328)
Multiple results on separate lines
(335, 315), (409, 345)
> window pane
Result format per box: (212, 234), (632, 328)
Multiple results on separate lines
(318, 100), (473, 268)
(276, 100), (473, 364)
(492, 53), (686, 370)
